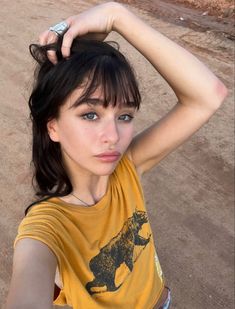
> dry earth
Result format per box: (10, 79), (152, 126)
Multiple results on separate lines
(168, 0), (234, 17)
(0, 1), (234, 308)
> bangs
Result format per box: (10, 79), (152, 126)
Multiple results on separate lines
(71, 49), (141, 110)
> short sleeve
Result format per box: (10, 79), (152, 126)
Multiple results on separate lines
(14, 205), (64, 269)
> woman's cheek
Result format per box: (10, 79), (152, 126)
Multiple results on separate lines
(122, 125), (134, 146)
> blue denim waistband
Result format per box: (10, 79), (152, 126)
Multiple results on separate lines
(159, 287), (171, 309)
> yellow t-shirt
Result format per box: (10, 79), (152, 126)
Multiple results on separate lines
(15, 155), (164, 308)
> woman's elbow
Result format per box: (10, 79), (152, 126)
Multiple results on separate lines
(213, 79), (228, 110)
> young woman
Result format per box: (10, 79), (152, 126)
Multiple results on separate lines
(5, 2), (227, 309)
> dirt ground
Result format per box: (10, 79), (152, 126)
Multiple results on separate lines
(166, 0), (234, 17)
(0, 0), (234, 308)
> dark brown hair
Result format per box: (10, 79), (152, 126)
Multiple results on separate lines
(28, 38), (141, 200)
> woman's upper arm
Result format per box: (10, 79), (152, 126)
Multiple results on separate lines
(5, 238), (57, 309)
(127, 102), (219, 175)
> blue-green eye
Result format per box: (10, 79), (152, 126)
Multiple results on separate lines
(119, 114), (134, 122)
(81, 112), (98, 121)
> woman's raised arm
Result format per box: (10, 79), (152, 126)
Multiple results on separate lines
(39, 2), (228, 174)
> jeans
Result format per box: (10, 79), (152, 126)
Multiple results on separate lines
(159, 287), (171, 309)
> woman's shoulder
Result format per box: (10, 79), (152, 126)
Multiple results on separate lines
(23, 197), (68, 224)
(15, 197), (71, 248)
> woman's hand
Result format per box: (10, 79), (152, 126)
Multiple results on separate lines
(39, 2), (123, 64)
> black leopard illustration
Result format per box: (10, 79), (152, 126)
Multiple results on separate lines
(85, 210), (151, 295)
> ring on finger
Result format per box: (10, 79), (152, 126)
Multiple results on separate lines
(49, 21), (69, 37)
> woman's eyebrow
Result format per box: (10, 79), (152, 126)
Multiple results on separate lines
(71, 98), (105, 108)
(71, 97), (136, 108)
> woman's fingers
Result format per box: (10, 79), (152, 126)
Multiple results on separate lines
(38, 2), (119, 63)
(46, 30), (60, 64)
(39, 30), (50, 46)
(38, 26), (73, 63)
(47, 49), (58, 65)
(39, 29), (58, 63)
(60, 28), (77, 59)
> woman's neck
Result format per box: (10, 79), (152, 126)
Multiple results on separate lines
(62, 174), (110, 206)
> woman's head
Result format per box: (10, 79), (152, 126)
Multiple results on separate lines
(29, 38), (141, 198)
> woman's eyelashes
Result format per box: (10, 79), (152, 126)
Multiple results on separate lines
(118, 114), (134, 122)
(81, 112), (98, 121)
(80, 112), (134, 122)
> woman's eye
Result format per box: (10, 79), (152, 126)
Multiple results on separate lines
(119, 114), (134, 122)
(81, 112), (98, 121)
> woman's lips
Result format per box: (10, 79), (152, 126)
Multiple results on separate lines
(95, 151), (121, 162)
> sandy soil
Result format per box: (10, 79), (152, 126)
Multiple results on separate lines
(117, 0), (235, 39)
(120, 0), (235, 16)
(0, 0), (234, 308)
(169, 0), (234, 16)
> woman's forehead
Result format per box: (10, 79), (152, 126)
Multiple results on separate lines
(65, 86), (136, 110)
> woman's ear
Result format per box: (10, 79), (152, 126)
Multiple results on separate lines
(47, 119), (60, 142)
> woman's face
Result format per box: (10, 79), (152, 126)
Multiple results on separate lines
(47, 87), (136, 177)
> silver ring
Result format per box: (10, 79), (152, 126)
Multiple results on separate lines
(49, 21), (69, 36)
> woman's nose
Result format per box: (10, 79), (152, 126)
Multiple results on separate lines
(101, 120), (120, 145)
